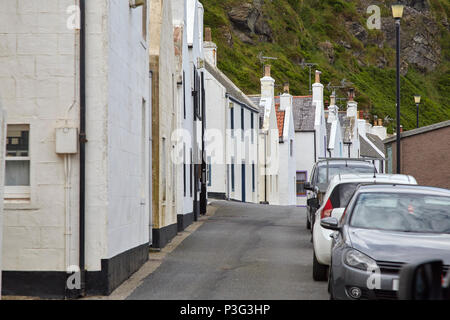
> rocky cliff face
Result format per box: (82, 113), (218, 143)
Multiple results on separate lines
(227, 0), (272, 44)
(202, 0), (450, 131)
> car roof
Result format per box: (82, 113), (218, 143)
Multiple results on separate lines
(316, 159), (374, 167)
(355, 184), (450, 197)
(330, 173), (417, 185)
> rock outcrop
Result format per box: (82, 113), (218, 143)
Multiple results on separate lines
(227, 1), (273, 43)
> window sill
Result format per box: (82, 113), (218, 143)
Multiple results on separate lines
(4, 202), (39, 211)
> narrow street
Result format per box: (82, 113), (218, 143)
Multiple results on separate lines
(127, 201), (328, 300)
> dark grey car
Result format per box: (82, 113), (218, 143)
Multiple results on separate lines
(322, 184), (450, 300)
(305, 159), (377, 231)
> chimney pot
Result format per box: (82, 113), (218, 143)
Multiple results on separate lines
(264, 64), (271, 77)
(400, 125), (404, 133)
(283, 82), (289, 93)
(315, 70), (322, 83)
(330, 93), (336, 106)
(348, 88), (355, 101)
(205, 27), (212, 42)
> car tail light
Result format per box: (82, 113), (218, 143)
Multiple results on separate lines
(321, 198), (333, 219)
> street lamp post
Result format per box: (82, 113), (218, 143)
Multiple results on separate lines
(392, 3), (404, 174)
(414, 95), (421, 128)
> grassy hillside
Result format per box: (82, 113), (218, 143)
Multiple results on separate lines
(202, 0), (450, 132)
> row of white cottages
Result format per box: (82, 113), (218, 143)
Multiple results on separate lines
(205, 59), (388, 208)
(0, 0), (388, 298)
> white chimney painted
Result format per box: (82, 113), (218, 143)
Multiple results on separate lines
(261, 65), (275, 99)
(203, 27), (217, 66)
(327, 92), (339, 123)
(358, 119), (367, 137)
(346, 88), (358, 119)
(371, 125), (387, 140)
(312, 70), (323, 105)
(280, 93), (292, 112)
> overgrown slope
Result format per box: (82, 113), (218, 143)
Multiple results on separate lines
(202, 0), (450, 132)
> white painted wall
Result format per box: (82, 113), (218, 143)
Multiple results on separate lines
(278, 94), (296, 205)
(0, 0), (83, 272)
(226, 102), (259, 203)
(295, 131), (315, 207)
(0, 99), (5, 295)
(173, 0), (194, 217)
(205, 70), (227, 197)
(0, 0), (150, 273)
(106, 0), (150, 259)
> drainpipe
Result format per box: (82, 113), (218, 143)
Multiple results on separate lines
(79, 0), (87, 296)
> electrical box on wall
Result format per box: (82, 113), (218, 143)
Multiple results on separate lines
(56, 127), (78, 154)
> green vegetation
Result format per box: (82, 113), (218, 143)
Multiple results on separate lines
(202, 0), (450, 132)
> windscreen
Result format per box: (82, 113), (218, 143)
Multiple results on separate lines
(317, 165), (374, 185)
(350, 193), (450, 234)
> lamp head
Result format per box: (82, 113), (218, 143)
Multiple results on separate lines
(414, 95), (421, 104)
(392, 3), (405, 19)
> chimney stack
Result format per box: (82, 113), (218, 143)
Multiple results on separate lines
(261, 64), (275, 99)
(203, 27), (218, 66)
(204, 27), (212, 42)
(330, 92), (336, 106)
(264, 64), (271, 77)
(315, 70), (322, 84)
(348, 88), (355, 102)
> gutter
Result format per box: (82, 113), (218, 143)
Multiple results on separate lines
(79, 0), (87, 296)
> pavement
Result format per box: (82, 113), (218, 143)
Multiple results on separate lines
(126, 201), (328, 300)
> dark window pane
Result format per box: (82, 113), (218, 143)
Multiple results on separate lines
(5, 160), (30, 186)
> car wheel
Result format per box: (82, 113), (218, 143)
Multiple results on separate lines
(313, 252), (328, 281)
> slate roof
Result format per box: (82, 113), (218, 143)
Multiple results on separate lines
(247, 95), (314, 132)
(366, 133), (384, 152)
(383, 120), (450, 144)
(292, 96), (315, 131)
(360, 135), (383, 158)
(205, 61), (259, 112)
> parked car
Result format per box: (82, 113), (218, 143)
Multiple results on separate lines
(323, 184), (450, 300)
(305, 158), (377, 231)
(312, 173), (417, 281)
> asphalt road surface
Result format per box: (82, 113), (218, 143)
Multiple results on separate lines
(127, 201), (329, 300)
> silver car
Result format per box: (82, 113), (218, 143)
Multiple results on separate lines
(322, 184), (450, 300)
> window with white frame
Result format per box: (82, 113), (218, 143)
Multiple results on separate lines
(5, 124), (31, 202)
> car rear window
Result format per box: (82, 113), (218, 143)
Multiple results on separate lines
(329, 183), (360, 208)
(317, 165), (375, 185)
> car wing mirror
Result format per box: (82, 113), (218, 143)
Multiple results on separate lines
(331, 208), (346, 221)
(399, 260), (446, 300)
(320, 217), (340, 231)
(307, 197), (319, 208)
(304, 182), (312, 191)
